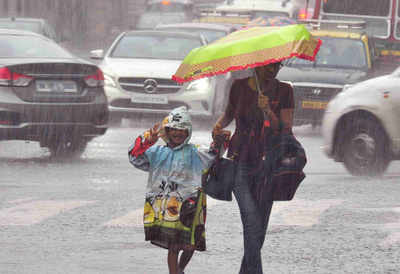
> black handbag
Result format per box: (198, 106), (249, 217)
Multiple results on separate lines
(263, 134), (307, 202)
(202, 157), (235, 201)
(252, 133), (307, 208)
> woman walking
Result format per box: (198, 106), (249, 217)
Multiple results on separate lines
(212, 62), (294, 274)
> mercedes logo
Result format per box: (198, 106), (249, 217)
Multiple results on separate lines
(312, 88), (322, 95)
(143, 79), (158, 94)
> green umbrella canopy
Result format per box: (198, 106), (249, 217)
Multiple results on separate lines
(172, 24), (322, 83)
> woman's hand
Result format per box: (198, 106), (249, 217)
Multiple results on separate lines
(258, 93), (272, 115)
(212, 122), (223, 138)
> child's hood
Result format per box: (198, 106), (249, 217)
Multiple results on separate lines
(161, 106), (192, 149)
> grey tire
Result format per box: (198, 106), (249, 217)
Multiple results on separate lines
(342, 118), (390, 176)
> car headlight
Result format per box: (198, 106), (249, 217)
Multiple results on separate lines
(104, 73), (117, 88)
(342, 84), (353, 92)
(185, 78), (211, 91)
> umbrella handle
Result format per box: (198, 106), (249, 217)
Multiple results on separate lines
(253, 69), (269, 121)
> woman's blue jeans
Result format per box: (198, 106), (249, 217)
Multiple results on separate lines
(233, 163), (273, 274)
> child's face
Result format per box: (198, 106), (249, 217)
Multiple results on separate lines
(166, 128), (189, 147)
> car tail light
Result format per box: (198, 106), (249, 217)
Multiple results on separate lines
(84, 69), (105, 87)
(298, 8), (308, 19)
(0, 67), (33, 87)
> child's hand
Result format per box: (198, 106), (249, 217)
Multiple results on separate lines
(148, 123), (160, 143)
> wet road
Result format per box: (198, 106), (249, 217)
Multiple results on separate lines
(1, 121), (399, 274)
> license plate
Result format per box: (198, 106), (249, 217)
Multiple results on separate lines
(131, 95), (168, 104)
(36, 80), (78, 93)
(302, 100), (328, 109)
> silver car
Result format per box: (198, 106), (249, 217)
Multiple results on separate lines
(91, 30), (220, 123)
(0, 29), (109, 157)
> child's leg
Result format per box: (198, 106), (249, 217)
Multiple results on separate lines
(178, 248), (195, 273)
(168, 246), (179, 274)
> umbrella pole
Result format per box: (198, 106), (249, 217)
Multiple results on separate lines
(253, 69), (269, 121)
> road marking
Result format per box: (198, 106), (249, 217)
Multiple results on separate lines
(7, 197), (35, 205)
(381, 231), (400, 248)
(104, 197), (222, 228)
(270, 199), (344, 226)
(360, 207), (400, 248)
(0, 200), (95, 226)
(104, 198), (343, 228)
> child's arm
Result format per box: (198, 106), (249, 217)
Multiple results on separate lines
(196, 130), (231, 172)
(128, 123), (160, 171)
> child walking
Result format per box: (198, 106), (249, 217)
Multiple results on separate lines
(128, 106), (216, 274)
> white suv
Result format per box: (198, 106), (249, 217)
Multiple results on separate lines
(90, 30), (220, 124)
(322, 69), (400, 176)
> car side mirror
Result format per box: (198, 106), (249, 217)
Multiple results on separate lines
(90, 49), (104, 59)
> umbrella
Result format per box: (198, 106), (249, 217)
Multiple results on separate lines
(172, 24), (321, 84)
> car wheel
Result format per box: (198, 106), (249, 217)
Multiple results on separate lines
(342, 118), (390, 176)
(48, 136), (88, 158)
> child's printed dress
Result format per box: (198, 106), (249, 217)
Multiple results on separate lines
(129, 136), (215, 251)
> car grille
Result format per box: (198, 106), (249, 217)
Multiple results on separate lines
(293, 85), (343, 101)
(110, 98), (188, 110)
(118, 77), (182, 94)
(292, 84), (343, 125)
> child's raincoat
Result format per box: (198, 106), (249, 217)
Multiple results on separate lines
(129, 106), (215, 251)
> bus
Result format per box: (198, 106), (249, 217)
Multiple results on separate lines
(310, 0), (400, 74)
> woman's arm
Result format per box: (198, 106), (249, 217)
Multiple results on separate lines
(214, 111), (234, 130)
(279, 83), (295, 134)
(280, 108), (294, 134)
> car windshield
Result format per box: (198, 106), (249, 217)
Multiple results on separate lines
(159, 27), (226, 42)
(252, 11), (290, 19)
(136, 13), (186, 29)
(110, 34), (202, 60)
(285, 37), (367, 69)
(0, 21), (41, 33)
(0, 35), (74, 58)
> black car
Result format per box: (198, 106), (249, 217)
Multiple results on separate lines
(0, 29), (108, 157)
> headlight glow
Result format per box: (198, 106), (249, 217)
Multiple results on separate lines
(104, 73), (117, 88)
(185, 78), (210, 91)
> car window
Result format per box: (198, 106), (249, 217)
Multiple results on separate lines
(110, 34), (202, 60)
(0, 35), (73, 58)
(0, 21), (41, 33)
(286, 37), (368, 69)
(159, 27), (226, 42)
(252, 11), (290, 19)
(136, 13), (187, 29)
(44, 22), (58, 42)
